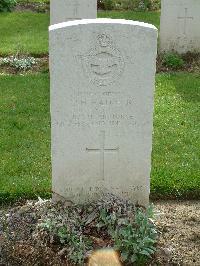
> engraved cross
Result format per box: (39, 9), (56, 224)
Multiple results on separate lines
(86, 130), (119, 181)
(178, 8), (193, 35)
(72, 0), (80, 17)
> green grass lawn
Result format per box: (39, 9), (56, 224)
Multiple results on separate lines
(151, 73), (200, 199)
(0, 11), (160, 56)
(17, 0), (49, 2)
(0, 73), (199, 203)
(0, 12), (49, 56)
(0, 74), (51, 202)
(98, 10), (160, 29)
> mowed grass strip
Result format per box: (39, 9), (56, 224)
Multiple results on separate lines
(0, 74), (51, 202)
(151, 73), (200, 199)
(0, 73), (199, 203)
(0, 11), (160, 56)
(98, 10), (160, 29)
(0, 12), (49, 56)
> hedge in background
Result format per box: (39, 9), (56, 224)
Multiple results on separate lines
(0, 0), (16, 12)
(98, 0), (161, 11)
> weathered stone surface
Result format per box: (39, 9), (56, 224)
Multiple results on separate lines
(50, 0), (97, 25)
(160, 0), (200, 53)
(49, 19), (157, 206)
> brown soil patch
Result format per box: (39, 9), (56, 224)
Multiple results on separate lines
(154, 200), (200, 265)
(157, 53), (200, 73)
(0, 200), (199, 265)
(1, 53), (199, 75)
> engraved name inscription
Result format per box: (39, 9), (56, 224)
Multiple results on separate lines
(68, 113), (135, 127)
(53, 91), (136, 128)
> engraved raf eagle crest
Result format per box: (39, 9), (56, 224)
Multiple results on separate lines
(82, 34), (125, 86)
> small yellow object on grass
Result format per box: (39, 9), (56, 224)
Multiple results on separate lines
(88, 249), (122, 266)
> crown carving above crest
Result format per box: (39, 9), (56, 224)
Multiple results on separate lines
(97, 34), (112, 47)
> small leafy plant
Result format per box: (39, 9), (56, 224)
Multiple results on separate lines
(113, 207), (157, 264)
(102, 0), (115, 10)
(163, 53), (184, 70)
(39, 195), (157, 265)
(40, 221), (92, 264)
(1, 56), (36, 71)
(97, 204), (157, 264)
(39, 214), (93, 264)
(0, 0), (16, 12)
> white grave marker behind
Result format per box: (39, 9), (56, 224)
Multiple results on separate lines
(49, 19), (157, 207)
(160, 0), (200, 53)
(50, 0), (97, 25)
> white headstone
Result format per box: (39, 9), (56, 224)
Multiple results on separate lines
(50, 0), (97, 25)
(49, 19), (157, 207)
(160, 0), (200, 53)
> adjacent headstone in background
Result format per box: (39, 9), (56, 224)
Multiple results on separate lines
(50, 0), (97, 25)
(160, 0), (200, 53)
(49, 19), (157, 207)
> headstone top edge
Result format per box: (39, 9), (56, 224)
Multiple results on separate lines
(49, 18), (158, 32)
